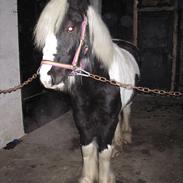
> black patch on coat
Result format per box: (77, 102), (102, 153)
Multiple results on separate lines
(47, 1), (133, 152)
(70, 57), (121, 152)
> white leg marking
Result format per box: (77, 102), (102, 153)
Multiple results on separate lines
(113, 111), (122, 146)
(112, 112), (123, 158)
(80, 141), (98, 183)
(112, 104), (132, 158)
(122, 104), (132, 144)
(99, 145), (115, 183)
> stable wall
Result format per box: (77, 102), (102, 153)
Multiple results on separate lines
(0, 0), (24, 148)
(179, 7), (183, 89)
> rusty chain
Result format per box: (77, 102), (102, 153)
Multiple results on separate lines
(88, 73), (183, 97)
(0, 73), (38, 94)
(0, 69), (183, 97)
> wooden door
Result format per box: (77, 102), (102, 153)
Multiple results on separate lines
(138, 11), (174, 89)
(137, 0), (178, 90)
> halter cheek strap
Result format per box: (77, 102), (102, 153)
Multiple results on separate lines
(41, 15), (88, 71)
(72, 15), (88, 66)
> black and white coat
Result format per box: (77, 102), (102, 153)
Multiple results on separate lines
(34, 0), (140, 182)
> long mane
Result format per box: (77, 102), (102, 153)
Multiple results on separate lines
(34, 0), (114, 68)
(34, 0), (68, 48)
(87, 6), (114, 68)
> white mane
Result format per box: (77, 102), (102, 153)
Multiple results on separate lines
(87, 6), (114, 68)
(36, 0), (140, 107)
(34, 0), (68, 48)
(34, 1), (114, 68)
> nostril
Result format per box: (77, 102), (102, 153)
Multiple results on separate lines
(47, 67), (65, 85)
(47, 70), (52, 76)
(47, 70), (54, 85)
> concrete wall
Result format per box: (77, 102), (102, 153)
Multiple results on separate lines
(0, 0), (24, 148)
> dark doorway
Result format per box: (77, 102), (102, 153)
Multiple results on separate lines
(138, 11), (173, 89)
(18, 0), (70, 133)
(102, 0), (134, 42)
(138, 1), (180, 90)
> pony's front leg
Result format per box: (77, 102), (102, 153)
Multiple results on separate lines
(99, 145), (115, 183)
(79, 141), (98, 183)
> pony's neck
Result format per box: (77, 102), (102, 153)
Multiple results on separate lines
(81, 53), (109, 78)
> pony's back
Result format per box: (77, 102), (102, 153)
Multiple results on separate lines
(109, 43), (140, 108)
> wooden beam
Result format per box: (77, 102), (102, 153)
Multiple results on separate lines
(171, 0), (178, 91)
(133, 0), (138, 46)
(139, 6), (175, 12)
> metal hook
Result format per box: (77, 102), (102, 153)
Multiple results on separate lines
(71, 67), (91, 77)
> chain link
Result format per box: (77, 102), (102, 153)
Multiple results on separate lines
(0, 73), (38, 94)
(0, 68), (183, 97)
(88, 73), (183, 97)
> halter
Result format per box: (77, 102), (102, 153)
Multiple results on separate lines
(41, 15), (88, 74)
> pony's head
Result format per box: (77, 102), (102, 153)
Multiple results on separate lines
(34, 0), (114, 91)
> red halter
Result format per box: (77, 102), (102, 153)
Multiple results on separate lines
(41, 15), (88, 72)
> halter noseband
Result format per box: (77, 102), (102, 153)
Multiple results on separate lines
(41, 15), (88, 72)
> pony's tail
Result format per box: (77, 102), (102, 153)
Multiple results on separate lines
(34, 0), (68, 49)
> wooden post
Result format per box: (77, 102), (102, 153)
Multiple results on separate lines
(179, 11), (183, 89)
(133, 0), (138, 46)
(171, 0), (178, 91)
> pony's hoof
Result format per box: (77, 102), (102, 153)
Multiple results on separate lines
(99, 173), (116, 183)
(112, 147), (121, 158)
(109, 173), (116, 183)
(79, 177), (92, 183)
(122, 132), (132, 144)
(114, 137), (123, 146)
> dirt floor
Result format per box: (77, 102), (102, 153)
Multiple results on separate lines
(0, 94), (183, 183)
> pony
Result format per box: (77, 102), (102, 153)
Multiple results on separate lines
(34, 0), (140, 182)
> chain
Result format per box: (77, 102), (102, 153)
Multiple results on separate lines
(1, 67), (183, 97)
(0, 73), (38, 94)
(88, 73), (183, 97)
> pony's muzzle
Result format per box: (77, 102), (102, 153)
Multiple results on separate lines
(47, 67), (67, 85)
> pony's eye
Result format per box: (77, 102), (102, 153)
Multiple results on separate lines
(67, 26), (75, 32)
